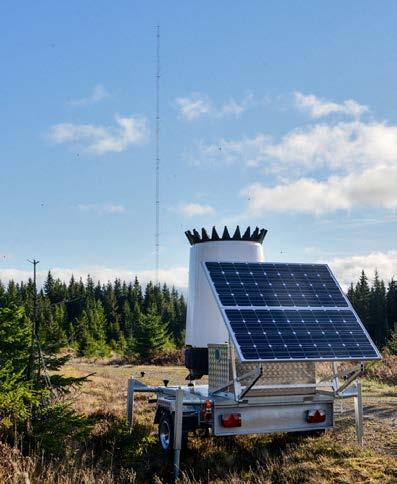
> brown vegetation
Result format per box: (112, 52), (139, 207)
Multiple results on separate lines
(365, 349), (397, 385)
(0, 359), (396, 483)
(103, 349), (185, 367)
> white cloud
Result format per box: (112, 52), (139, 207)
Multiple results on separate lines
(294, 92), (368, 119)
(203, 121), (397, 173)
(201, 108), (397, 216)
(68, 84), (111, 107)
(0, 266), (188, 290)
(48, 114), (148, 155)
(242, 163), (397, 215)
(176, 92), (251, 121)
(78, 203), (126, 214)
(176, 93), (213, 121)
(327, 250), (397, 290)
(179, 203), (215, 218)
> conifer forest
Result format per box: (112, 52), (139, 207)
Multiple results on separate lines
(0, 269), (396, 359)
(0, 273), (186, 359)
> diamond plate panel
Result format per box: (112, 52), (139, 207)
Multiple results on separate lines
(208, 344), (230, 393)
(236, 358), (316, 395)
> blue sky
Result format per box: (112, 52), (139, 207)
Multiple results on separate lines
(1, 1), (396, 289)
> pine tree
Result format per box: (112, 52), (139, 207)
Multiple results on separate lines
(129, 276), (143, 308)
(76, 300), (109, 357)
(386, 279), (397, 334)
(354, 271), (371, 329)
(369, 271), (387, 346)
(346, 283), (356, 306)
(134, 304), (169, 358)
(0, 305), (35, 435)
(0, 305), (31, 373)
(125, 302), (142, 356)
(103, 283), (121, 342)
(40, 302), (67, 351)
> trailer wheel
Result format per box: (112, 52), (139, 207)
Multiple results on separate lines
(158, 411), (188, 455)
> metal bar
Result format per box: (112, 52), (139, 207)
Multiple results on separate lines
(240, 366), (263, 399)
(127, 378), (135, 428)
(213, 382), (333, 393)
(210, 379), (235, 395)
(173, 387), (183, 480)
(332, 362), (339, 392)
(354, 381), (364, 446)
(240, 382), (331, 389)
(319, 364), (361, 384)
(336, 369), (362, 395)
(211, 367), (260, 395)
(229, 340), (240, 401)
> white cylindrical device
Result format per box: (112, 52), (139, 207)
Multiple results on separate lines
(184, 226), (267, 378)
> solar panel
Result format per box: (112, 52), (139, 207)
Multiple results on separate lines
(204, 262), (380, 362)
(205, 262), (348, 308)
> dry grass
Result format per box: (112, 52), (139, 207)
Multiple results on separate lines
(1, 359), (396, 483)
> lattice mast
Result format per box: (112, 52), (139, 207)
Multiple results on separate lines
(155, 25), (160, 284)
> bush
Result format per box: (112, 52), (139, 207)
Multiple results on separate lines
(386, 329), (397, 355)
(30, 402), (92, 457)
(365, 348), (397, 385)
(0, 365), (39, 438)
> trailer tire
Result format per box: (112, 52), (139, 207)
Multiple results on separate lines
(158, 411), (188, 455)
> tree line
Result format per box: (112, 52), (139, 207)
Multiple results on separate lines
(0, 269), (396, 359)
(347, 270), (397, 347)
(0, 272), (186, 358)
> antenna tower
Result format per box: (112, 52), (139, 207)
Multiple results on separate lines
(155, 25), (160, 284)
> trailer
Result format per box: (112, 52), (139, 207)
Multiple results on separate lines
(127, 226), (380, 478)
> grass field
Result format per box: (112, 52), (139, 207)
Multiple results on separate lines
(63, 360), (397, 483)
(2, 359), (397, 483)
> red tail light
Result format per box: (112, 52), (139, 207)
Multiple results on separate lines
(220, 413), (242, 428)
(200, 399), (213, 421)
(307, 409), (326, 423)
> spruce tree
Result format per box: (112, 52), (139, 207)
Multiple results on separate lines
(354, 271), (371, 330)
(134, 304), (169, 358)
(386, 280), (397, 334)
(346, 283), (356, 307)
(369, 271), (387, 346)
(76, 300), (109, 357)
(125, 302), (142, 356)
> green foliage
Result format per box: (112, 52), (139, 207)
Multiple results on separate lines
(0, 272), (187, 359)
(347, 270), (397, 348)
(0, 303), (89, 450)
(386, 330), (397, 355)
(0, 305), (31, 373)
(0, 305), (40, 437)
(134, 304), (170, 357)
(386, 279), (397, 334)
(76, 300), (110, 358)
(31, 402), (91, 457)
(0, 364), (39, 434)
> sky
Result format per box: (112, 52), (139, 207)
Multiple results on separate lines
(1, 1), (397, 290)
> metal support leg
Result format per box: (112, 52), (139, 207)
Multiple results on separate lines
(127, 377), (135, 428)
(354, 381), (363, 446)
(173, 387), (183, 480)
(229, 340), (241, 401)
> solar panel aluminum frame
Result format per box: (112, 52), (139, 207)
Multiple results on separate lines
(203, 261), (381, 363)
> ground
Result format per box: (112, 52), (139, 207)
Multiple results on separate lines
(57, 359), (397, 483)
(1, 360), (396, 483)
